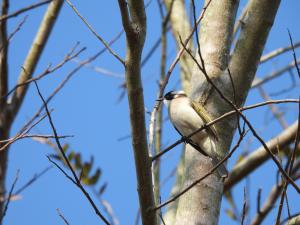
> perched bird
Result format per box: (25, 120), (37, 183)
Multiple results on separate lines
(164, 90), (228, 178)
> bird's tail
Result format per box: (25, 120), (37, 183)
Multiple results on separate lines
(184, 137), (228, 178)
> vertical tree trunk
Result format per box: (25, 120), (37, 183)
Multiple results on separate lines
(172, 0), (281, 224)
(174, 1), (239, 224)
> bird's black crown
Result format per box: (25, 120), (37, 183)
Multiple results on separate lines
(164, 90), (186, 100)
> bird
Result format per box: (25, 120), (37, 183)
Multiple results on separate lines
(163, 90), (228, 178)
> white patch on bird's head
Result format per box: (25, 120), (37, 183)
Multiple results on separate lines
(175, 90), (186, 96)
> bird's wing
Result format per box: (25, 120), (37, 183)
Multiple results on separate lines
(173, 124), (209, 157)
(190, 100), (218, 140)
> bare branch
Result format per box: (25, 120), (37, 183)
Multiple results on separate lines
(9, 0), (64, 126)
(241, 187), (247, 225)
(0, 16), (28, 54)
(65, 0), (124, 65)
(153, 127), (246, 211)
(257, 188), (262, 215)
(288, 30), (300, 78)
(57, 208), (70, 225)
(258, 87), (288, 129)
(0, 111), (50, 152)
(225, 121), (299, 191)
(14, 166), (52, 196)
(252, 59), (300, 89)
(0, 134), (72, 144)
(0, 0), (52, 22)
(34, 81), (110, 225)
(17, 47), (109, 145)
(0, 170), (19, 223)
(250, 180), (284, 225)
(3, 44), (85, 100)
(260, 42), (300, 64)
(249, 167), (300, 225)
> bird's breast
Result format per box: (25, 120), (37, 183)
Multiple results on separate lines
(169, 98), (206, 140)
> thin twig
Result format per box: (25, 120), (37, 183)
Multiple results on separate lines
(0, 0), (52, 22)
(257, 188), (262, 214)
(0, 170), (19, 223)
(57, 208), (70, 225)
(275, 31), (300, 225)
(3, 44), (85, 99)
(0, 16), (28, 53)
(0, 134), (72, 143)
(252, 59), (300, 89)
(0, 112), (50, 151)
(65, 0), (124, 65)
(18, 46), (111, 143)
(258, 87), (288, 129)
(241, 187), (247, 225)
(288, 31), (300, 78)
(34, 81), (110, 225)
(154, 128), (247, 211)
(14, 166), (52, 195)
(141, 35), (161, 67)
(260, 42), (300, 64)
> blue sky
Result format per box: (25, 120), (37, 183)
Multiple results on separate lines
(4, 1), (300, 225)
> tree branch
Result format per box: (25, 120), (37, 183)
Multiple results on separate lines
(65, 0), (124, 65)
(34, 81), (110, 225)
(224, 121), (299, 191)
(0, 0), (52, 22)
(117, 1), (157, 225)
(9, 0), (64, 126)
(0, 0), (9, 107)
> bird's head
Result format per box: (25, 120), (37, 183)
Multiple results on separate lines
(163, 90), (187, 107)
(164, 90), (187, 100)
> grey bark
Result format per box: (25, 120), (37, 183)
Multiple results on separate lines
(118, 0), (157, 224)
(173, 0), (281, 224)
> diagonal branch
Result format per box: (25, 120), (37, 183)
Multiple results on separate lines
(3, 44), (85, 99)
(34, 81), (110, 225)
(252, 59), (300, 89)
(224, 121), (299, 191)
(9, 0), (64, 126)
(0, 170), (19, 223)
(154, 127), (247, 211)
(260, 42), (300, 64)
(0, 0), (52, 22)
(65, 0), (124, 65)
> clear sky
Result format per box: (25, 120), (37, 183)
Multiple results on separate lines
(4, 1), (300, 225)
